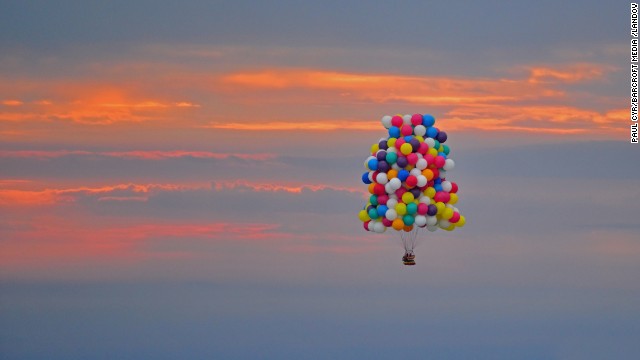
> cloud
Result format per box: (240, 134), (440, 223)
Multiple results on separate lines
(526, 63), (616, 83)
(2, 99), (23, 106)
(0, 150), (275, 161)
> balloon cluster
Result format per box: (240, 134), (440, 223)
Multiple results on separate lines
(359, 114), (466, 233)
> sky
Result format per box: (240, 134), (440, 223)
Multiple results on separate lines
(0, 1), (638, 359)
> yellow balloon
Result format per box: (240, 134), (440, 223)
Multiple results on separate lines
(415, 136), (424, 142)
(438, 145), (444, 152)
(442, 208), (454, 220)
(424, 187), (436, 198)
(428, 148), (438, 157)
(435, 202), (446, 215)
(358, 210), (370, 222)
(401, 192), (414, 204)
(405, 165), (414, 171)
(446, 224), (455, 231)
(396, 203), (407, 216)
(457, 215), (466, 227)
(387, 138), (396, 148)
(371, 143), (379, 154)
(449, 193), (458, 204)
(400, 143), (413, 155)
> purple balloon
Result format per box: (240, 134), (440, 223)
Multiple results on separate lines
(367, 205), (375, 212)
(410, 188), (421, 198)
(396, 156), (408, 168)
(377, 161), (390, 172)
(427, 204), (438, 216)
(378, 140), (389, 150)
(376, 151), (387, 161)
(436, 131), (447, 143)
(410, 138), (420, 152)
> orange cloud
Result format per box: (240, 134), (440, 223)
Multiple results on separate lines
(0, 150), (276, 161)
(203, 120), (379, 131)
(2, 99), (23, 106)
(526, 63), (615, 83)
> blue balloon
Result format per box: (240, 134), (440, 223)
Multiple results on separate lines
(388, 126), (400, 138)
(422, 114), (435, 127)
(434, 177), (442, 184)
(398, 169), (410, 181)
(377, 205), (388, 217)
(426, 127), (438, 138)
(404, 135), (413, 142)
(367, 158), (378, 171)
(434, 184), (443, 192)
(361, 172), (372, 184)
(438, 152), (447, 159)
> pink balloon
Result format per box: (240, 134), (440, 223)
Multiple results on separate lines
(363, 221), (371, 231)
(434, 156), (446, 168)
(434, 191), (450, 203)
(406, 153), (418, 165)
(395, 187), (407, 198)
(377, 194), (389, 205)
(449, 212), (460, 223)
(401, 125), (413, 136)
(382, 218), (393, 227)
(418, 142), (429, 154)
(417, 203), (429, 215)
(411, 114), (423, 126)
(391, 116), (403, 127)
(395, 138), (405, 150)
(424, 154), (435, 165)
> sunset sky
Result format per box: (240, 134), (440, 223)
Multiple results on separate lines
(1, 2), (638, 359)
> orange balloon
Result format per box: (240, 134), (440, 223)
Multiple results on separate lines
(368, 183), (376, 194)
(392, 218), (404, 230)
(422, 169), (434, 180)
(387, 169), (398, 179)
(403, 225), (414, 232)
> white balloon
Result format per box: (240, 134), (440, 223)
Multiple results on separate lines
(414, 215), (427, 227)
(416, 175), (427, 187)
(385, 209), (398, 221)
(426, 216), (438, 226)
(391, 163), (400, 170)
(373, 221), (386, 233)
(389, 178), (402, 190)
(368, 171), (374, 182)
(419, 196), (431, 204)
(441, 181), (452, 192)
(384, 183), (394, 194)
(387, 147), (397, 154)
(376, 173), (388, 184)
(416, 158), (427, 170)
(427, 225), (438, 232)
(367, 221), (375, 231)
(403, 114), (412, 125)
(439, 169), (447, 178)
(439, 219), (451, 228)
(381, 115), (392, 129)
(443, 159), (455, 171)
(425, 138), (435, 148)
(413, 125), (426, 137)
(410, 168), (421, 177)
(388, 193), (398, 200)
(386, 198), (398, 209)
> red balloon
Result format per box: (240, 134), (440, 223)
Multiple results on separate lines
(434, 156), (446, 168)
(418, 142), (429, 154)
(391, 116), (403, 127)
(401, 125), (413, 136)
(406, 175), (418, 188)
(395, 138), (405, 150)
(363, 221), (371, 231)
(450, 182), (458, 193)
(424, 154), (435, 166)
(395, 187), (407, 198)
(434, 191), (450, 203)
(382, 218), (393, 227)
(374, 184), (386, 195)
